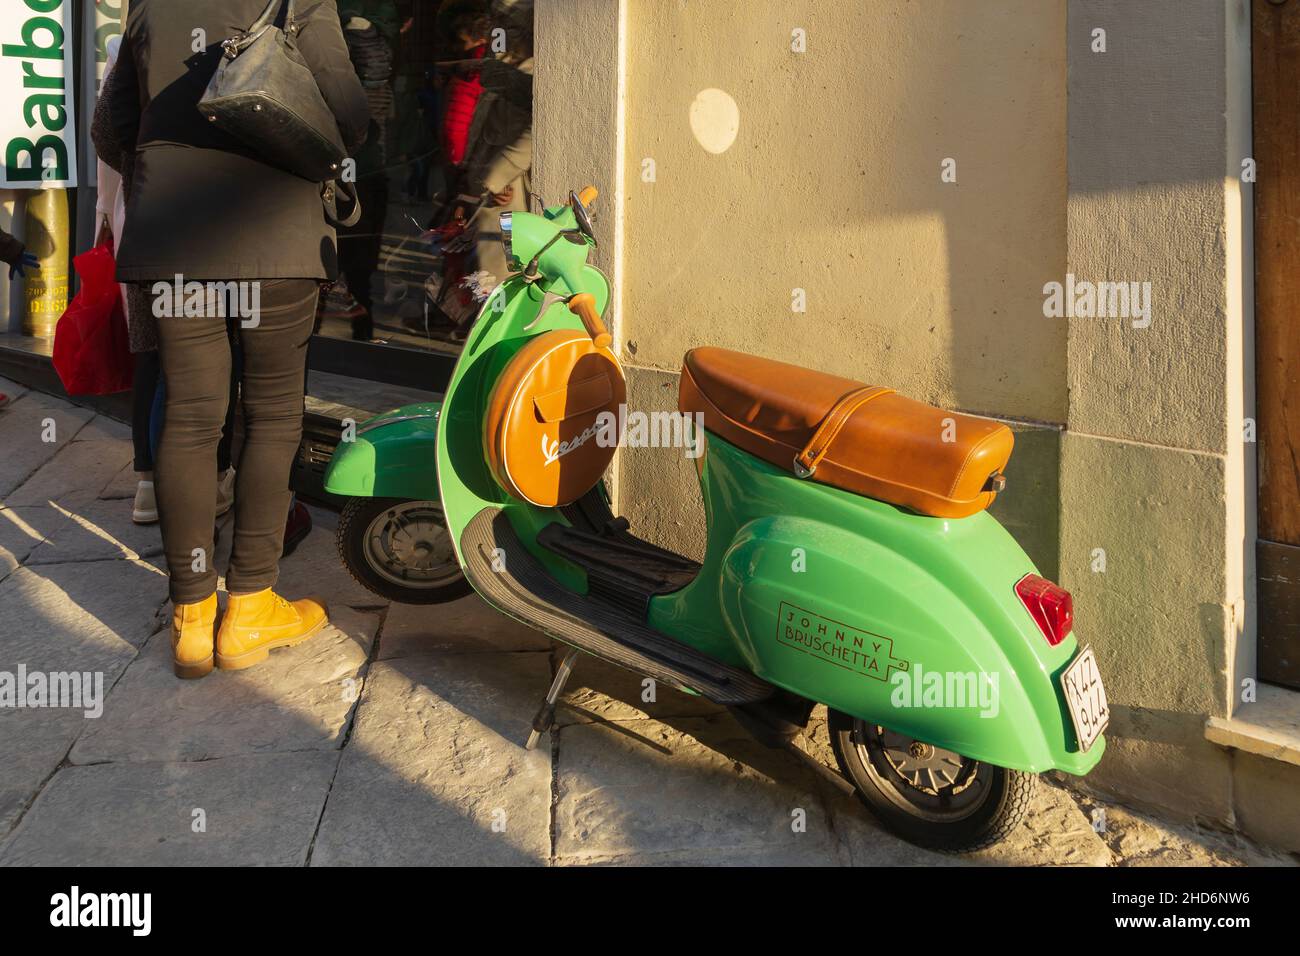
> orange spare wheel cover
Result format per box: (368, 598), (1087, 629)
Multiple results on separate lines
(484, 329), (626, 507)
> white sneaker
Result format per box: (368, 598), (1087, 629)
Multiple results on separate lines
(215, 467), (236, 517)
(132, 480), (158, 524)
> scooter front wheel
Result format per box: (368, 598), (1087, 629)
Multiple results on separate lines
(336, 497), (472, 605)
(828, 710), (1036, 852)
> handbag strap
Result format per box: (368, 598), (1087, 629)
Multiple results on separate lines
(248, 0), (295, 34)
(323, 179), (362, 228)
(793, 385), (895, 478)
(223, 0), (297, 58)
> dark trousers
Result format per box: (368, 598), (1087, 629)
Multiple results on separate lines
(132, 349), (236, 475)
(131, 351), (160, 473)
(153, 278), (318, 603)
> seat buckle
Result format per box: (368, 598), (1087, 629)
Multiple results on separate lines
(793, 457), (816, 479)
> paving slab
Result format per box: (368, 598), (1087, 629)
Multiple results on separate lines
(0, 751), (338, 866)
(0, 507), (47, 580)
(0, 708), (92, 838)
(71, 606), (380, 764)
(0, 391), (96, 499)
(378, 593), (549, 658)
(310, 652), (552, 866)
(5, 438), (133, 508)
(0, 560), (163, 668)
(98, 460), (140, 501)
(0, 560), (165, 835)
(72, 414), (132, 443)
(553, 712), (842, 865)
(19, 498), (163, 564)
(0, 375), (30, 404)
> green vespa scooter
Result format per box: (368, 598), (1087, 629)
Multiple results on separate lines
(357, 186), (1110, 850)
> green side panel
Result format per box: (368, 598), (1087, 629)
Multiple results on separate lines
(647, 433), (1103, 776)
(323, 402), (442, 499)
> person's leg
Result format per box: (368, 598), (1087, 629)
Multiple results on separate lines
(154, 307), (230, 603)
(131, 350), (161, 524)
(149, 373), (165, 467)
(340, 255), (373, 341)
(341, 175), (388, 341)
(131, 350), (159, 473)
(153, 290), (231, 679)
(226, 279), (318, 593)
(216, 279), (327, 670)
(215, 337), (240, 517)
(217, 344), (239, 474)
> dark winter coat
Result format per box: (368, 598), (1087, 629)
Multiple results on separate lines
(104, 0), (370, 281)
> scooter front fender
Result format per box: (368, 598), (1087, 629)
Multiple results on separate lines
(323, 402), (442, 500)
(719, 509), (1103, 776)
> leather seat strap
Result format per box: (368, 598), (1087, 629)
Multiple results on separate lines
(794, 385), (895, 477)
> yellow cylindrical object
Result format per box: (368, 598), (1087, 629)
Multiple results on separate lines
(22, 188), (70, 338)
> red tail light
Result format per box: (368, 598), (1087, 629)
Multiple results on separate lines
(1015, 573), (1073, 646)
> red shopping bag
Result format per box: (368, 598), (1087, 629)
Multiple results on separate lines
(51, 241), (132, 395)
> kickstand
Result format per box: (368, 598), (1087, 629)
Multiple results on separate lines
(525, 648), (580, 750)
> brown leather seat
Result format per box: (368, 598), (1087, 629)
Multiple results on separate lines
(679, 348), (1013, 518)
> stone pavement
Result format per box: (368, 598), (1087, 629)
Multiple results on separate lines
(0, 377), (1293, 867)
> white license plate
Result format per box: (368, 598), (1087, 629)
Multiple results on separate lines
(1060, 645), (1109, 752)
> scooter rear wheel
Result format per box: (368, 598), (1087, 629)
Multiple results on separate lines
(828, 710), (1036, 852)
(337, 497), (471, 605)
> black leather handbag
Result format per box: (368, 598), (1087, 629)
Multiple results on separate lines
(198, 0), (347, 183)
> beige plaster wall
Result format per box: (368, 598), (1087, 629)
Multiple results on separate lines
(619, 0), (1068, 422)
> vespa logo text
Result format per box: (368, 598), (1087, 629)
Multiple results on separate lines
(541, 426), (598, 466)
(776, 602), (909, 682)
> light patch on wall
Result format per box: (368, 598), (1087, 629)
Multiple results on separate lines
(688, 88), (739, 154)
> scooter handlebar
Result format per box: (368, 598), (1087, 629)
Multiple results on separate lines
(568, 293), (612, 349)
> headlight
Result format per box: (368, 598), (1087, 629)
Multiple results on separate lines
(500, 212), (514, 265)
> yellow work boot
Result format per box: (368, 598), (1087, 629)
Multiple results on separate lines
(215, 588), (328, 671)
(172, 593), (217, 679)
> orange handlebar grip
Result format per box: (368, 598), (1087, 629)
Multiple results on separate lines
(568, 293), (612, 349)
(577, 185), (598, 207)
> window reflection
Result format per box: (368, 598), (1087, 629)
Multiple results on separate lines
(320, 0), (534, 353)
